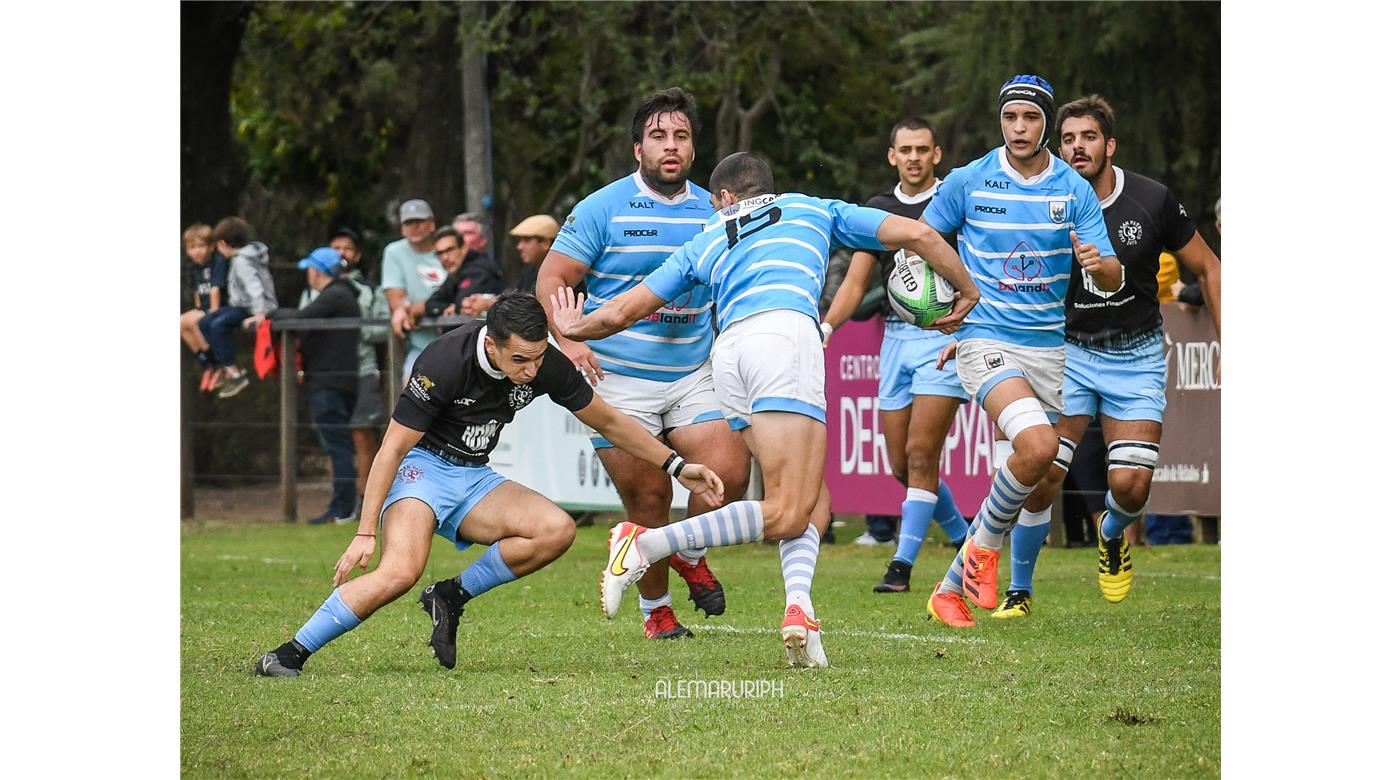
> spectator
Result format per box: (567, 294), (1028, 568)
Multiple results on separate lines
(507, 213), (561, 296)
(383, 199), (447, 379)
(179, 223), (229, 392)
(204, 217), (276, 399)
(268, 247), (362, 525)
(424, 225), (505, 318)
(326, 228), (390, 514)
(453, 211), (490, 254)
(854, 515), (896, 547)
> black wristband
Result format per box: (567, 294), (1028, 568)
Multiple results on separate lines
(662, 452), (686, 477)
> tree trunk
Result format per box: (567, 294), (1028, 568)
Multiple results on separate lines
(180, 1), (252, 228)
(395, 9), (464, 233)
(461, 2), (493, 250)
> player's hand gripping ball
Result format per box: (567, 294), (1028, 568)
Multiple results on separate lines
(886, 248), (956, 327)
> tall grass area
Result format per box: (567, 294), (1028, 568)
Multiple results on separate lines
(182, 521), (1220, 778)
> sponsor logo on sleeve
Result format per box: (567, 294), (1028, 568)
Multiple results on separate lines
(409, 374), (435, 401)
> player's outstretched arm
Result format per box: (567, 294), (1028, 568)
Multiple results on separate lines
(550, 284), (665, 343)
(536, 250), (604, 384)
(1173, 232), (1222, 339)
(821, 251), (878, 345)
(572, 396), (725, 508)
(333, 420), (425, 587)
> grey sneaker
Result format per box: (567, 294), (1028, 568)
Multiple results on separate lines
(216, 367), (251, 399)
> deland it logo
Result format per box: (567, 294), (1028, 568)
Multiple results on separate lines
(1000, 241), (1049, 292)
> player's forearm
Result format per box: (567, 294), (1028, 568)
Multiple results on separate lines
(899, 224), (978, 301)
(566, 302), (633, 341)
(1201, 263), (1222, 339)
(595, 410), (671, 469)
(823, 253), (874, 331)
(1090, 257), (1123, 295)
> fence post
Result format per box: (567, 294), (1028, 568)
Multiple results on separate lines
(387, 334), (404, 395)
(181, 347), (195, 520)
(1048, 494), (1065, 548)
(280, 330), (297, 523)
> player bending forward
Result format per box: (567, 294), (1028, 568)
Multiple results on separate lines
(554, 152), (977, 667)
(255, 292), (724, 677)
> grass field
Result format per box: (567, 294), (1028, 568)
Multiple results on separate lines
(181, 519), (1220, 778)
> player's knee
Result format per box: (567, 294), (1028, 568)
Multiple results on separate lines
(1013, 426), (1058, 470)
(761, 502), (809, 541)
(540, 510), (576, 555)
(620, 490), (670, 527)
(1108, 469), (1152, 512)
(999, 397), (1054, 464)
(904, 446), (937, 482)
(378, 562), (425, 600)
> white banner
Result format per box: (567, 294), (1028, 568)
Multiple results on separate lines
(491, 396), (689, 511)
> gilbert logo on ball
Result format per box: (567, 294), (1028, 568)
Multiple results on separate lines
(886, 249), (955, 327)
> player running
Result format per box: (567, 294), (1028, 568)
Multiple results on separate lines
(536, 87), (750, 640)
(822, 117), (971, 593)
(922, 75), (1123, 628)
(554, 152), (978, 667)
(254, 292), (724, 677)
(987, 94), (1222, 618)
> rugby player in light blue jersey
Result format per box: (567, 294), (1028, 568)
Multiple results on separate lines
(921, 75), (1123, 628)
(986, 94), (1222, 618)
(555, 152), (978, 667)
(536, 88), (751, 641)
(823, 117), (971, 594)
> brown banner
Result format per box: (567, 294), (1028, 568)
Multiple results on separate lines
(1152, 304), (1220, 515)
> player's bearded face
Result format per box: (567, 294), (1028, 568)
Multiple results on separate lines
(635, 111), (695, 190)
(1059, 115), (1111, 181)
(1001, 105), (1045, 161)
(486, 334), (548, 384)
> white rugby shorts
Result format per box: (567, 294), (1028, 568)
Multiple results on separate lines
(588, 361), (725, 447)
(712, 309), (827, 428)
(955, 337), (1064, 417)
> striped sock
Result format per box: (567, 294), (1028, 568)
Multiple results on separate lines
(637, 500), (764, 563)
(1009, 507), (1052, 593)
(893, 488), (937, 566)
(1100, 491), (1145, 540)
(674, 545), (705, 565)
(971, 468), (1035, 551)
(780, 523), (821, 616)
(639, 592), (672, 620)
(933, 480), (969, 545)
(936, 518), (981, 594)
(293, 588), (362, 654)
(458, 542), (518, 599)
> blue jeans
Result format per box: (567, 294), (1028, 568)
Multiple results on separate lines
(865, 514), (897, 543)
(197, 306), (250, 367)
(308, 386), (358, 516)
(1145, 514), (1195, 545)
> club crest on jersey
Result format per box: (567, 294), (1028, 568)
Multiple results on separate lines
(1048, 199), (1068, 224)
(508, 385), (535, 410)
(1117, 220), (1144, 246)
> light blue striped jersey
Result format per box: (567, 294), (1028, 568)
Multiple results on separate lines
(643, 193), (889, 332)
(922, 147), (1113, 348)
(552, 172), (715, 382)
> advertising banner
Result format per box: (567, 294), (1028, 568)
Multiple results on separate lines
(1152, 305), (1221, 514)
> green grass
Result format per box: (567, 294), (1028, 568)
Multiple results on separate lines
(182, 521), (1220, 778)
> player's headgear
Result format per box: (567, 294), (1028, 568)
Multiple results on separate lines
(998, 74), (1056, 153)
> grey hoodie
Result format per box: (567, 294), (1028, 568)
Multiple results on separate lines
(226, 241), (278, 314)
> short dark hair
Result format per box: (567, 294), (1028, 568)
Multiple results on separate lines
(454, 212), (481, 225)
(889, 117), (937, 147)
(1055, 94), (1116, 141)
(709, 152), (773, 201)
(432, 226), (463, 246)
(630, 87), (700, 144)
(484, 291), (549, 343)
(212, 217), (251, 249)
(329, 226), (360, 246)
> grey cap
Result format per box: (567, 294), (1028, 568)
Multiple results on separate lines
(399, 199), (434, 223)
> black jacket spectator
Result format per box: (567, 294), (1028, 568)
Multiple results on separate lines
(268, 278), (361, 394)
(425, 249), (506, 316)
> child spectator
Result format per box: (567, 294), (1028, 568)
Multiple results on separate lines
(180, 223), (230, 391)
(202, 217), (277, 399)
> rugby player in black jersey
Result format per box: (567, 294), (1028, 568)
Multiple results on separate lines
(255, 292), (723, 676)
(990, 94), (1221, 617)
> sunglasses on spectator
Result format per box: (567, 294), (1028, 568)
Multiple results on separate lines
(434, 247), (460, 258)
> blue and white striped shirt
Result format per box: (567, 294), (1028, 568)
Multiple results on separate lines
(643, 193), (889, 332)
(551, 172), (715, 382)
(922, 147), (1113, 348)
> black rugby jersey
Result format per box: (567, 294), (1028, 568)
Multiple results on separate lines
(1066, 167), (1196, 349)
(862, 182), (939, 320)
(392, 321), (593, 465)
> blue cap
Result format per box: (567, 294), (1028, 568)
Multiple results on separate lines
(298, 246), (345, 276)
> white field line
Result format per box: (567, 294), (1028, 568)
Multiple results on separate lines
(214, 554), (299, 565)
(1134, 572), (1220, 581)
(692, 623), (986, 645)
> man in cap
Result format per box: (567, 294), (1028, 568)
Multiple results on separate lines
(506, 214), (560, 298)
(384, 199), (447, 378)
(921, 74), (1122, 628)
(267, 247), (365, 524)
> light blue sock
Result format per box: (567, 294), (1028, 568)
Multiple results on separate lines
(893, 488), (937, 565)
(1009, 507), (1052, 593)
(936, 518), (981, 594)
(458, 542), (518, 598)
(933, 480), (969, 545)
(639, 500), (764, 563)
(639, 592), (672, 620)
(1100, 491), (1145, 541)
(293, 588), (362, 654)
(971, 467), (1035, 550)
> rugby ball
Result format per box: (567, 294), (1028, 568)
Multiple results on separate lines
(886, 248), (956, 327)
